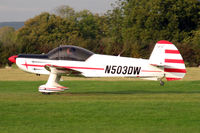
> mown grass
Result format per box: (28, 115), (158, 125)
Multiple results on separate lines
(0, 80), (200, 133)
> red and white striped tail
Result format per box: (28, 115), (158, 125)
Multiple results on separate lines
(149, 40), (186, 81)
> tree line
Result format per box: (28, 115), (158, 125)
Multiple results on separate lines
(0, 0), (199, 67)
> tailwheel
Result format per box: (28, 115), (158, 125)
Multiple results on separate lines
(160, 80), (165, 86)
(159, 74), (165, 86)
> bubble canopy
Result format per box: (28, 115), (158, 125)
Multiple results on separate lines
(47, 45), (94, 61)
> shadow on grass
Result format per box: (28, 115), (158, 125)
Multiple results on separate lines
(56, 89), (200, 95)
(53, 81), (200, 95)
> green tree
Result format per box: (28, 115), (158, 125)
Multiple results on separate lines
(180, 28), (200, 66)
(104, 1), (124, 55)
(0, 26), (15, 46)
(16, 12), (78, 54)
(0, 26), (17, 66)
(55, 5), (76, 20)
(106, 0), (200, 62)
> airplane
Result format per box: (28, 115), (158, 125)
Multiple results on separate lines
(8, 40), (186, 94)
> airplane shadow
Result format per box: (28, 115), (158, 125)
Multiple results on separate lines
(55, 89), (200, 95)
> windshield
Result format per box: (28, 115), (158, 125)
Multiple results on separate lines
(47, 45), (94, 61)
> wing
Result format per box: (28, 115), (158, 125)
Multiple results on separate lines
(44, 64), (82, 75)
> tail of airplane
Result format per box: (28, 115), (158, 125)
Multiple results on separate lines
(149, 40), (186, 81)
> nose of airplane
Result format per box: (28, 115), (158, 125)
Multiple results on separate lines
(8, 55), (18, 63)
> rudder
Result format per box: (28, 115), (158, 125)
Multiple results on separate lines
(149, 40), (186, 81)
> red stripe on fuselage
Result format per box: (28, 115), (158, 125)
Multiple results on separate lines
(22, 63), (104, 70)
(142, 70), (162, 73)
(165, 50), (180, 54)
(22, 64), (45, 67)
(165, 59), (184, 64)
(65, 66), (104, 70)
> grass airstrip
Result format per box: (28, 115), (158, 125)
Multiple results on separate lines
(0, 67), (200, 133)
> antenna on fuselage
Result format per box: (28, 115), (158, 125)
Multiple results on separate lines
(58, 45), (62, 60)
(118, 49), (125, 57)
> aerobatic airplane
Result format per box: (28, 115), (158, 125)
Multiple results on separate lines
(9, 40), (186, 94)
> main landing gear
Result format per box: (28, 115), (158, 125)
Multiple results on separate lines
(38, 67), (69, 94)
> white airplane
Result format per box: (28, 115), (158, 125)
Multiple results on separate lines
(9, 40), (186, 94)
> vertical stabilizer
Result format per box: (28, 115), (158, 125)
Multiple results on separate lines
(149, 40), (186, 81)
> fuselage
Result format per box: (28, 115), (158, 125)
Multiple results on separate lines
(16, 54), (164, 80)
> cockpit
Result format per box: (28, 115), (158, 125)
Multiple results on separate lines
(47, 45), (94, 61)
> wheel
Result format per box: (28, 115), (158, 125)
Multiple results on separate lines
(160, 80), (165, 86)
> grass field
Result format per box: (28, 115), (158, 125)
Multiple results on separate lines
(0, 67), (200, 133)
